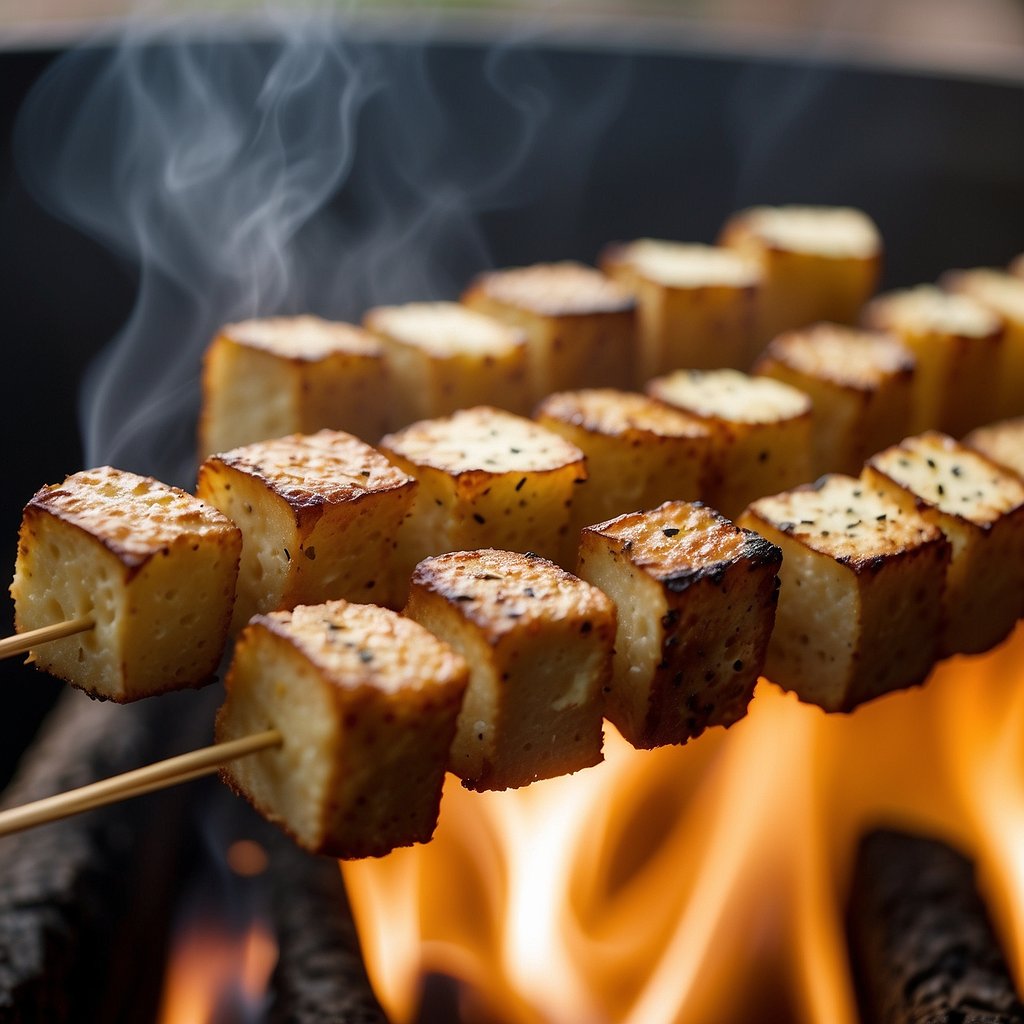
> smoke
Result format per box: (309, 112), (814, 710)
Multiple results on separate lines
(15, 12), (631, 486)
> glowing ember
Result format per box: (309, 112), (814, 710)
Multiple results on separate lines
(343, 625), (1024, 1024)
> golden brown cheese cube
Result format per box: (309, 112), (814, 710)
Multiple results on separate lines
(739, 475), (950, 712)
(363, 302), (531, 423)
(380, 407), (588, 584)
(862, 285), (1004, 437)
(600, 240), (761, 377)
(964, 417), (1024, 478)
(577, 501), (781, 749)
(197, 430), (417, 629)
(405, 549), (615, 790)
(863, 432), (1024, 654)
(942, 269), (1024, 420)
(535, 388), (713, 535)
(216, 600), (469, 858)
(462, 261), (636, 399)
(199, 316), (390, 457)
(646, 369), (813, 519)
(11, 467), (240, 702)
(753, 323), (915, 477)
(719, 205), (882, 345)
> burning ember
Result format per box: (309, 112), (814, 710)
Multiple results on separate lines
(343, 625), (1024, 1024)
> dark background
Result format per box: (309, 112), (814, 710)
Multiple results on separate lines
(1, 33), (1023, 786)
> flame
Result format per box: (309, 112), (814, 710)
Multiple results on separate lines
(343, 624), (1024, 1023)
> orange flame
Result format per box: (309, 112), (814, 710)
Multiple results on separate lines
(343, 624), (1024, 1023)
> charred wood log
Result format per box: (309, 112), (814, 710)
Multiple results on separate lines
(849, 828), (1024, 1024)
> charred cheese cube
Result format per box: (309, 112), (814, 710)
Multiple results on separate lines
(380, 407), (587, 583)
(739, 475), (950, 712)
(197, 430), (417, 629)
(862, 285), (1003, 437)
(11, 467), (240, 702)
(600, 240), (761, 377)
(964, 417), (1024, 479)
(363, 302), (531, 423)
(216, 600), (469, 858)
(199, 316), (389, 457)
(942, 269), (1024, 419)
(577, 501), (781, 749)
(719, 205), (882, 344)
(646, 369), (813, 519)
(535, 388), (713, 534)
(862, 432), (1024, 654)
(405, 549), (615, 790)
(753, 323), (915, 476)
(462, 261), (636, 399)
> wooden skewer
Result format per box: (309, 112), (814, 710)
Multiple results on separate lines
(0, 728), (282, 838)
(0, 616), (95, 660)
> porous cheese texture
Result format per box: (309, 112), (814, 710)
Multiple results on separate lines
(753, 323), (914, 476)
(727, 205), (881, 258)
(11, 466), (241, 701)
(468, 261), (635, 317)
(536, 389), (712, 532)
(406, 549), (615, 790)
(864, 432), (1024, 653)
(216, 600), (469, 858)
(197, 430), (417, 628)
(604, 240), (761, 289)
(964, 417), (1024, 479)
(866, 285), (1002, 339)
(648, 368), (810, 424)
(226, 315), (382, 360)
(577, 501), (781, 749)
(740, 475), (949, 712)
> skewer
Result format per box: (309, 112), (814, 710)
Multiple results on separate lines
(0, 616), (94, 661)
(0, 728), (281, 838)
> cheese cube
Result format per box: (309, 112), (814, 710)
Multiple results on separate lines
(216, 600), (469, 858)
(577, 501), (781, 748)
(719, 205), (882, 345)
(646, 369), (813, 519)
(363, 302), (531, 423)
(942, 269), (1024, 419)
(406, 549), (615, 790)
(739, 475), (950, 712)
(462, 261), (636, 399)
(1011, 253), (1024, 279)
(11, 467), (241, 702)
(964, 417), (1024, 479)
(863, 433), (1024, 654)
(197, 430), (417, 629)
(753, 323), (915, 476)
(600, 240), (761, 377)
(380, 407), (588, 585)
(862, 285), (1004, 436)
(535, 388), (713, 534)
(199, 316), (390, 457)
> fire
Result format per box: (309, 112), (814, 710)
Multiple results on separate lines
(343, 624), (1024, 1023)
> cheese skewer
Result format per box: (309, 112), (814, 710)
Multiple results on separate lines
(0, 616), (94, 661)
(0, 729), (281, 838)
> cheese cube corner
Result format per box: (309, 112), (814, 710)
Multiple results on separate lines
(964, 417), (1024, 479)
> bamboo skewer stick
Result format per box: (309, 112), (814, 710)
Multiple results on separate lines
(0, 728), (282, 838)
(0, 616), (95, 660)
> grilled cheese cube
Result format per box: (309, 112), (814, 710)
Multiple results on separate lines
(11, 467), (240, 701)
(199, 317), (389, 456)
(719, 205), (882, 344)
(863, 286), (1004, 436)
(197, 431), (417, 629)
(216, 600), (469, 858)
(646, 369), (813, 519)
(380, 407), (588, 583)
(462, 261), (636, 399)
(535, 389), (713, 534)
(406, 549), (615, 790)
(577, 501), (781, 748)
(753, 323), (915, 476)
(600, 240), (761, 376)
(739, 475), (949, 712)
(863, 433), (1024, 654)
(964, 417), (1024, 478)
(942, 269), (1024, 419)
(364, 302), (531, 423)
